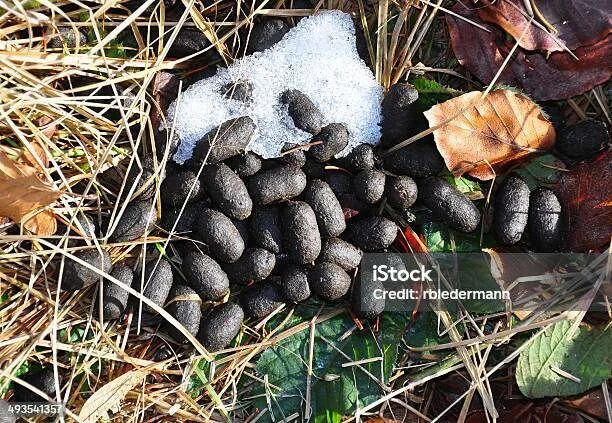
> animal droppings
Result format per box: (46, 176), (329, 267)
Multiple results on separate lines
(240, 281), (285, 319)
(309, 262), (351, 301)
(202, 163), (253, 220)
(528, 187), (564, 252)
(195, 208), (245, 263)
(282, 201), (321, 264)
(62, 248), (112, 291)
(493, 173), (530, 245)
(164, 285), (202, 342)
(224, 248), (276, 284)
(280, 265), (311, 303)
(418, 177), (481, 233)
(248, 165), (306, 205)
(197, 302), (244, 352)
(303, 179), (346, 237)
(182, 250), (230, 300)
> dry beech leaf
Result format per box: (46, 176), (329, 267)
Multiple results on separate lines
(0, 151), (60, 234)
(423, 90), (555, 180)
(79, 368), (147, 422)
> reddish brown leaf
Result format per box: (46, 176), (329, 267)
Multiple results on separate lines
(476, 0), (612, 52)
(556, 151), (612, 252)
(151, 71), (180, 130)
(446, 4), (612, 100)
(424, 89), (555, 180)
(563, 387), (609, 420)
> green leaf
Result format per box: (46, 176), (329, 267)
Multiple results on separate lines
(253, 310), (408, 421)
(516, 320), (612, 398)
(514, 154), (566, 189)
(423, 222), (483, 253)
(410, 76), (459, 111)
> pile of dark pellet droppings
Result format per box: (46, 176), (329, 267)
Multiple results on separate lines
(46, 16), (609, 373)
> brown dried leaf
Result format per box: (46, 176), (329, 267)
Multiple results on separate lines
(557, 151), (612, 252)
(423, 89), (555, 180)
(477, 0), (612, 52)
(446, 4), (612, 100)
(0, 151), (60, 234)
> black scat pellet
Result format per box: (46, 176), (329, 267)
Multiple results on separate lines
(154, 128), (181, 160)
(324, 171), (352, 197)
(280, 89), (324, 135)
(161, 201), (204, 234)
(320, 238), (362, 271)
(303, 180), (346, 237)
(247, 18), (290, 54)
(62, 248), (112, 290)
(345, 216), (398, 251)
(225, 152), (262, 178)
(160, 169), (204, 208)
(99, 263), (132, 321)
(233, 218), (251, 247)
(381, 83), (419, 147)
(240, 281), (285, 319)
(47, 27), (87, 49)
(136, 259), (173, 314)
(353, 169), (386, 204)
(280, 265), (310, 303)
(353, 17), (371, 67)
(108, 200), (157, 242)
(528, 187), (564, 252)
(308, 262), (351, 301)
(383, 138), (444, 178)
(351, 277), (385, 319)
(302, 158), (325, 180)
(493, 173), (530, 245)
(195, 208), (245, 263)
(247, 165), (306, 205)
(336, 144), (375, 172)
(249, 206), (283, 253)
(12, 369), (56, 402)
(540, 102), (565, 132)
(197, 302), (244, 352)
(191, 116), (256, 165)
(164, 285), (202, 342)
(182, 250), (230, 300)
(278, 143), (307, 167)
(386, 175), (418, 210)
(309, 123), (349, 162)
(202, 163), (252, 220)
(166, 28), (220, 59)
(557, 120), (609, 161)
(224, 248), (276, 284)
(418, 177), (481, 233)
(221, 79), (253, 102)
(124, 157), (157, 200)
(282, 201), (321, 264)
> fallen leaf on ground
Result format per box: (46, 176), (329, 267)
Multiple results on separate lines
(446, 4), (612, 100)
(556, 151), (611, 252)
(423, 89), (555, 180)
(563, 387), (609, 420)
(79, 368), (148, 422)
(0, 151), (60, 235)
(476, 0), (611, 52)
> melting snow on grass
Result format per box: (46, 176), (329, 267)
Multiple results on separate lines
(167, 10), (383, 164)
